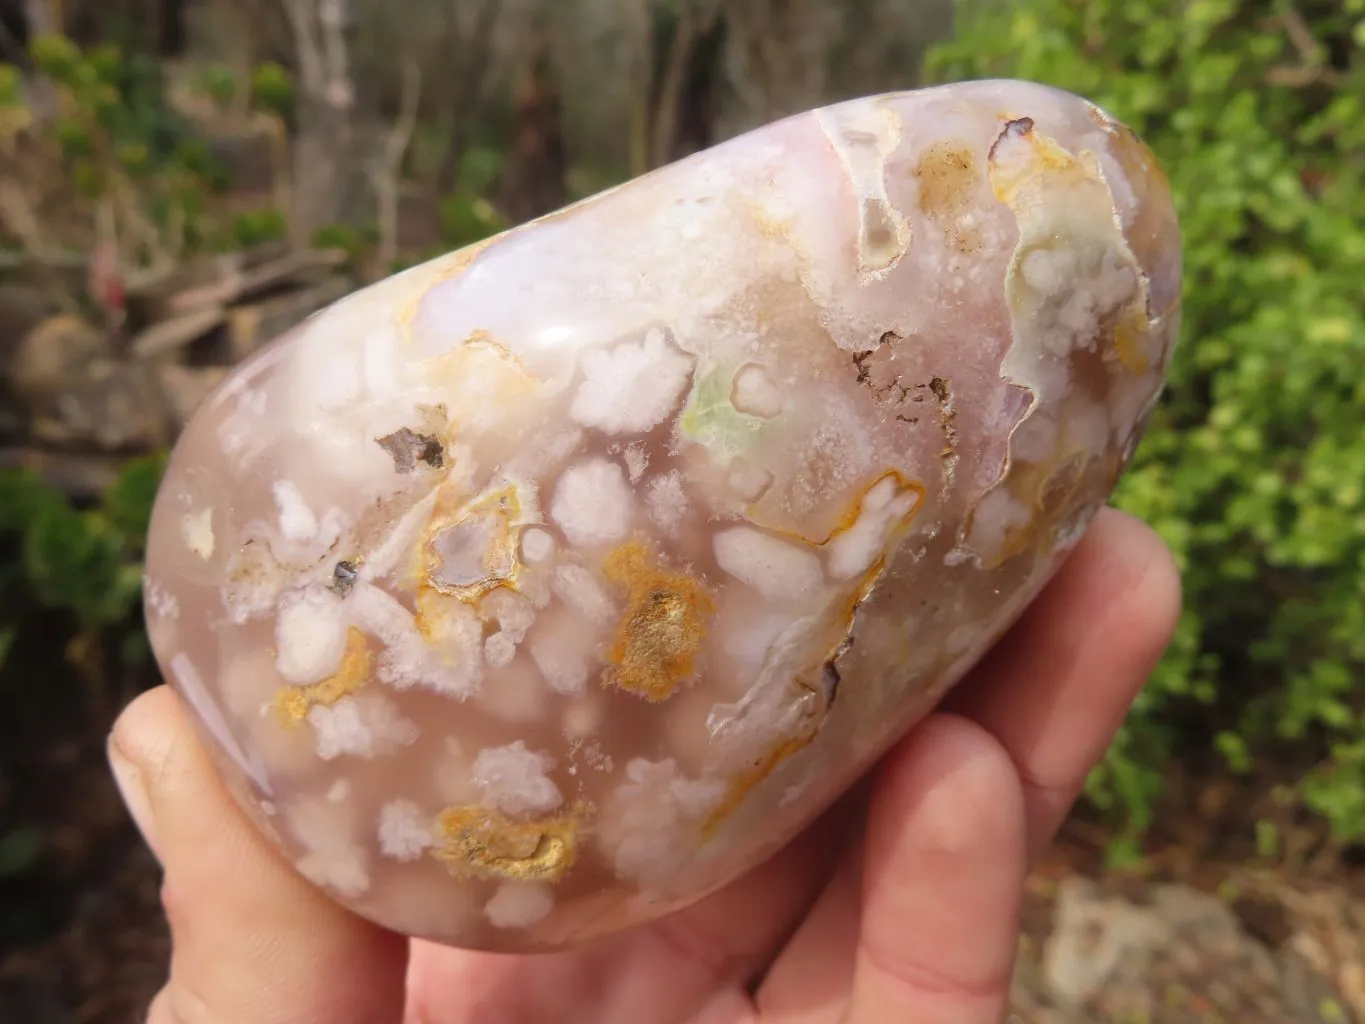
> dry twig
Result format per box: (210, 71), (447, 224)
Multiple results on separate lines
(1266, 8), (1346, 88)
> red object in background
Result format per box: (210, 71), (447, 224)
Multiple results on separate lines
(87, 237), (127, 328)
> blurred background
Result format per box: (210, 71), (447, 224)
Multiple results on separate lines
(0, 0), (1362, 1020)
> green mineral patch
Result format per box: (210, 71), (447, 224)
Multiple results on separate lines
(677, 365), (772, 466)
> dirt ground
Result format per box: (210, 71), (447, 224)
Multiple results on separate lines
(1, 647), (1362, 1024)
(0, 630), (170, 1024)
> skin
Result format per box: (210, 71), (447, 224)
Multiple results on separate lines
(108, 506), (1180, 1024)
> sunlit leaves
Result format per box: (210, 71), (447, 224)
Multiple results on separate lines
(927, 0), (1365, 841)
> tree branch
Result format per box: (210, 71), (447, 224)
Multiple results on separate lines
(372, 58), (421, 272)
(1265, 8), (1345, 88)
(434, 0), (500, 193)
(281, 0), (325, 99)
(649, 0), (725, 168)
(281, 0), (357, 244)
(317, 0), (354, 113)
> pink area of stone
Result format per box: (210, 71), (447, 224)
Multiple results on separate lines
(142, 79), (1181, 952)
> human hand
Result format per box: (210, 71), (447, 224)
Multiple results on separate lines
(109, 506), (1179, 1024)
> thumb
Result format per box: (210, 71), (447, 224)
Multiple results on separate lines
(109, 685), (408, 1024)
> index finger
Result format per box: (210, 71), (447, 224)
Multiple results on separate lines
(943, 506), (1182, 859)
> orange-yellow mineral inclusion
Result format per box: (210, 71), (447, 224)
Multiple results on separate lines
(272, 627), (371, 727)
(432, 805), (580, 882)
(602, 539), (714, 702)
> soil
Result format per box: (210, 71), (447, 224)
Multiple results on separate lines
(0, 613), (170, 1024)
(1011, 827), (1365, 1023)
(0, 620), (1361, 1023)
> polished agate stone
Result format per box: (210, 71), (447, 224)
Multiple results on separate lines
(142, 79), (1181, 952)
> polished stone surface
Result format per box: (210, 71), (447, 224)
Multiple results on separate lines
(142, 79), (1181, 952)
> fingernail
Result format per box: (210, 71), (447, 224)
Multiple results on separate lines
(108, 734), (161, 862)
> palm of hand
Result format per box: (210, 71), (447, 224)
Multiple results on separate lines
(112, 508), (1178, 1024)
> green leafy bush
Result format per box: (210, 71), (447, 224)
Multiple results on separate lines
(439, 193), (506, 249)
(438, 145), (510, 249)
(0, 458), (164, 889)
(0, 454), (165, 674)
(2, 34), (231, 262)
(927, 0), (1365, 844)
(250, 61), (295, 120)
(195, 62), (239, 111)
(1, 35), (309, 266)
(234, 207), (290, 248)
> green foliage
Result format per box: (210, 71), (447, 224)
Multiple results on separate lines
(928, 0), (1365, 841)
(250, 61), (295, 119)
(234, 207), (290, 248)
(0, 456), (164, 893)
(312, 222), (390, 272)
(4, 34), (229, 261)
(3, 34), (311, 263)
(0, 62), (22, 106)
(439, 193), (506, 248)
(195, 62), (239, 110)
(27, 35), (192, 176)
(453, 145), (507, 198)
(100, 453), (166, 547)
(27, 32), (82, 81)
(438, 144), (510, 248)
(0, 454), (166, 664)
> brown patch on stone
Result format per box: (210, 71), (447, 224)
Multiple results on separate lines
(376, 427), (444, 473)
(1111, 307), (1153, 374)
(328, 560), (358, 596)
(431, 805), (580, 882)
(852, 330), (905, 390)
(849, 335), (956, 435)
(601, 540), (714, 702)
(989, 116), (1037, 162)
(272, 628), (371, 728)
(914, 142), (984, 254)
(928, 376), (960, 484)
